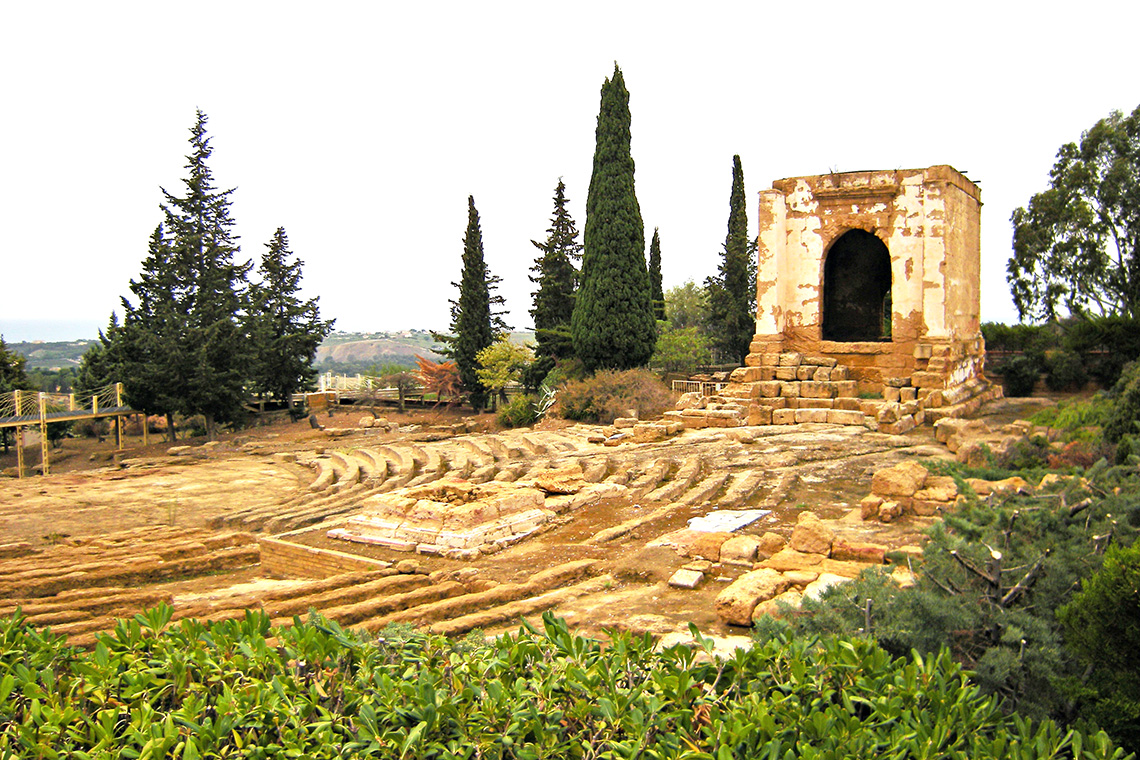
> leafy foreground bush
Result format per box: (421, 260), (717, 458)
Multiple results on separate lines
(554, 368), (675, 424)
(0, 608), (1127, 759)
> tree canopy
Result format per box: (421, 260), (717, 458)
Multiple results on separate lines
(246, 227), (335, 404)
(706, 154), (755, 364)
(648, 227), (665, 322)
(572, 64), (656, 371)
(1008, 103), (1140, 321)
(529, 179), (580, 359)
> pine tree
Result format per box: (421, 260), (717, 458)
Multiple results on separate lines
(572, 64), (656, 371)
(159, 110), (251, 439)
(648, 227), (665, 322)
(247, 227), (335, 406)
(447, 196), (498, 412)
(116, 224), (187, 440)
(529, 178), (581, 359)
(706, 155), (755, 365)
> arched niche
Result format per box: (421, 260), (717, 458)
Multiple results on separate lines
(821, 229), (892, 342)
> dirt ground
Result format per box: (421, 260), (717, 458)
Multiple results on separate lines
(0, 397), (1056, 641)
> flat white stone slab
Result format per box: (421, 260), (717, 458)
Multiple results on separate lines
(687, 509), (770, 533)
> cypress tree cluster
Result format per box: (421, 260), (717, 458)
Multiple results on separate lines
(529, 179), (581, 360)
(707, 154), (755, 365)
(571, 64), (657, 371)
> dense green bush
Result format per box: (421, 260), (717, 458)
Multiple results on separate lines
(1105, 361), (1140, 442)
(496, 393), (540, 428)
(1059, 543), (1140, 751)
(1001, 355), (1043, 397)
(554, 368), (675, 423)
(0, 608), (1128, 758)
(1064, 316), (1140, 387)
(1045, 349), (1088, 392)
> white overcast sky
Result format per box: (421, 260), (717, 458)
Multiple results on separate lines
(2, 1), (1138, 342)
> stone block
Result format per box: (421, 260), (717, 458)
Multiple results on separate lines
(900, 386), (917, 403)
(714, 568), (791, 626)
(767, 396), (788, 409)
(827, 409), (866, 425)
(796, 366), (815, 381)
(803, 356), (837, 368)
(752, 589), (803, 622)
(759, 367), (777, 381)
(761, 352), (782, 366)
(831, 366), (849, 381)
(834, 380), (856, 397)
(911, 371), (945, 389)
(880, 415), (917, 435)
(884, 376), (910, 388)
(835, 397), (862, 411)
(812, 367), (832, 382)
(883, 386), (901, 403)
(757, 532), (786, 558)
(760, 548), (826, 572)
(687, 531), (734, 561)
(800, 398), (835, 410)
(729, 366), (764, 383)
(613, 417), (638, 429)
(772, 409), (796, 425)
(758, 381), (782, 397)
(720, 535), (762, 566)
(779, 381), (801, 397)
(789, 511), (835, 555)
(877, 403), (901, 423)
(782, 569), (820, 587)
(775, 367), (798, 381)
(778, 352), (803, 367)
(860, 494), (884, 520)
(747, 406), (773, 426)
(859, 399), (883, 416)
(871, 461), (929, 498)
(784, 397), (800, 409)
(803, 573), (853, 601)
(831, 539), (886, 564)
(795, 408), (829, 424)
(668, 569), (705, 589)
(800, 381), (837, 399)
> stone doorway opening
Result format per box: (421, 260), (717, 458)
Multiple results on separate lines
(822, 229), (892, 342)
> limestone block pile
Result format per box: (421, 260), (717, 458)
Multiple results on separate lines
(708, 512), (899, 627)
(328, 481), (555, 559)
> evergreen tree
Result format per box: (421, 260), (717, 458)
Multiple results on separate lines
(0, 335), (32, 454)
(706, 155), (755, 365)
(247, 227), (335, 406)
(529, 178), (581, 359)
(648, 227), (665, 321)
(572, 64), (656, 371)
(116, 225), (187, 440)
(447, 196), (498, 411)
(159, 110), (251, 439)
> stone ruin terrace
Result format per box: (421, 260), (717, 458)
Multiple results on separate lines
(0, 398), (1054, 651)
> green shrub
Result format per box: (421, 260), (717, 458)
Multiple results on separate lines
(1044, 349), (1088, 392)
(554, 368), (676, 423)
(497, 393), (540, 428)
(1105, 361), (1140, 442)
(1058, 542), (1140, 752)
(1001, 355), (1042, 397)
(1064, 315), (1140, 387)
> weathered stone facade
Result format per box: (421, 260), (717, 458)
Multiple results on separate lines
(749, 165), (984, 386)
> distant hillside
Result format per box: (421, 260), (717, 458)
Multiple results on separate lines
(8, 340), (94, 370)
(315, 330), (443, 372)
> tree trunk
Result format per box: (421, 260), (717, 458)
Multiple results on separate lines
(166, 412), (177, 443)
(205, 413), (217, 441)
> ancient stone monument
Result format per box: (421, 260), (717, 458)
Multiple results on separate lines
(673, 166), (1000, 433)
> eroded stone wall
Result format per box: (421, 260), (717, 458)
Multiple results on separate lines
(748, 166), (984, 391)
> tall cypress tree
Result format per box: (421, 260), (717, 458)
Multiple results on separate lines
(648, 227), (665, 322)
(449, 196), (497, 412)
(247, 227), (335, 405)
(529, 178), (581, 359)
(160, 110), (250, 439)
(706, 154), (755, 365)
(572, 64), (656, 371)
